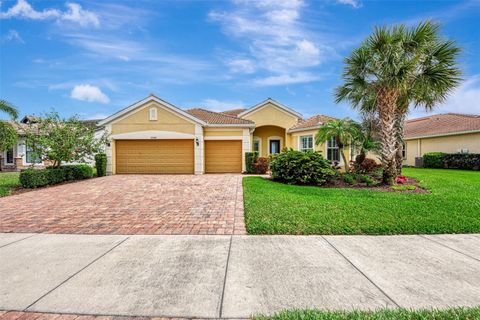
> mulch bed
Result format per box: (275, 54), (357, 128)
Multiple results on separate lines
(325, 176), (428, 194)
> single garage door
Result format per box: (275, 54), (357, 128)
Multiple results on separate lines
(205, 140), (242, 173)
(116, 139), (194, 174)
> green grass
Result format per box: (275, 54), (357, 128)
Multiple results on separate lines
(243, 168), (480, 235)
(0, 172), (20, 197)
(255, 307), (480, 320)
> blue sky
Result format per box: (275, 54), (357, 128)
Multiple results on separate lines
(1, 0), (480, 121)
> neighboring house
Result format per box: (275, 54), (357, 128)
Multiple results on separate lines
(0, 116), (102, 171)
(403, 113), (480, 166)
(97, 94), (347, 174)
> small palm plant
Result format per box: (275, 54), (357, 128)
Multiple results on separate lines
(335, 21), (461, 184)
(315, 118), (361, 172)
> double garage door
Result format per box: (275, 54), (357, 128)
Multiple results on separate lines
(116, 139), (242, 174)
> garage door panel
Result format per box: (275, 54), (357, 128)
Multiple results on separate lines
(205, 140), (242, 173)
(116, 140), (194, 174)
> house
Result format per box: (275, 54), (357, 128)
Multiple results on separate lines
(97, 94), (346, 174)
(403, 113), (480, 166)
(0, 116), (102, 171)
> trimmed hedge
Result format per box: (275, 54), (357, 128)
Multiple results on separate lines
(444, 153), (480, 170)
(423, 152), (480, 170)
(245, 152), (259, 173)
(269, 149), (336, 185)
(423, 152), (446, 168)
(20, 164), (94, 188)
(95, 153), (108, 177)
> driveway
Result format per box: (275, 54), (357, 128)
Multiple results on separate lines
(1, 234), (479, 318)
(0, 175), (245, 235)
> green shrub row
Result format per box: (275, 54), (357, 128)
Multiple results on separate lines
(423, 152), (480, 170)
(95, 153), (108, 177)
(245, 152), (259, 173)
(19, 164), (94, 188)
(423, 152), (446, 168)
(269, 149), (336, 185)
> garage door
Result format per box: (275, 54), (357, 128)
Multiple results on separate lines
(116, 140), (194, 174)
(205, 140), (242, 173)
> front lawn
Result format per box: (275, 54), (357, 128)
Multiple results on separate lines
(255, 307), (480, 320)
(0, 172), (20, 197)
(243, 168), (480, 235)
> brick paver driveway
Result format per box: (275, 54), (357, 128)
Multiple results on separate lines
(0, 175), (245, 235)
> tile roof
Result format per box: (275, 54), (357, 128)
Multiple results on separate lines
(221, 108), (247, 117)
(405, 113), (480, 139)
(289, 114), (337, 131)
(185, 108), (255, 125)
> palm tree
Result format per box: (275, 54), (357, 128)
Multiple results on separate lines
(0, 100), (18, 119)
(315, 118), (361, 172)
(335, 21), (461, 184)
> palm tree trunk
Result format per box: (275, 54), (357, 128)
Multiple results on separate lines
(394, 110), (406, 176)
(340, 148), (350, 172)
(377, 87), (399, 185)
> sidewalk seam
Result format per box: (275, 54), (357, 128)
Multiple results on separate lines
(23, 236), (131, 311)
(219, 235), (233, 318)
(321, 236), (400, 308)
(419, 235), (480, 263)
(0, 234), (37, 249)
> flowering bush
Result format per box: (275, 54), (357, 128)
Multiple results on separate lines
(395, 176), (407, 184)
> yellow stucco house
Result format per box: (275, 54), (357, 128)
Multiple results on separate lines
(403, 113), (480, 166)
(97, 95), (344, 174)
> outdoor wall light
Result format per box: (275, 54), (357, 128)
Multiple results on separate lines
(195, 138), (199, 146)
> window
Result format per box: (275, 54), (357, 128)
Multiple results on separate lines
(26, 145), (41, 164)
(402, 143), (406, 159)
(253, 139), (260, 154)
(149, 107), (157, 121)
(6, 148), (14, 164)
(299, 135), (313, 152)
(327, 137), (340, 162)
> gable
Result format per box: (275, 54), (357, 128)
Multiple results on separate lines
(111, 101), (196, 135)
(242, 102), (299, 129)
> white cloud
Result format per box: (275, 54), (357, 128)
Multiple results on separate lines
(60, 3), (99, 27)
(227, 58), (256, 73)
(254, 72), (320, 86)
(0, 0), (99, 27)
(197, 99), (246, 112)
(3, 29), (24, 43)
(408, 75), (480, 118)
(209, 0), (331, 85)
(336, 0), (362, 8)
(70, 84), (110, 104)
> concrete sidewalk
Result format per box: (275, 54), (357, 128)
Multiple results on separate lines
(1, 233), (479, 318)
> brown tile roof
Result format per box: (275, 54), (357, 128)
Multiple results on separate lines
(185, 108), (255, 125)
(221, 108), (246, 117)
(289, 114), (337, 131)
(405, 113), (480, 139)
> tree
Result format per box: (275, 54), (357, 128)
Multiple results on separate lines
(0, 100), (18, 119)
(354, 111), (380, 164)
(0, 121), (18, 163)
(335, 21), (461, 184)
(21, 112), (108, 167)
(315, 118), (361, 172)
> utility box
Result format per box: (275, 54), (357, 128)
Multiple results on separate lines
(415, 157), (424, 168)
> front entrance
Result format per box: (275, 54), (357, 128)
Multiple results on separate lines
(269, 139), (281, 154)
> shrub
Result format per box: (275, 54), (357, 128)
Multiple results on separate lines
(95, 153), (108, 177)
(343, 173), (355, 184)
(19, 164), (94, 188)
(245, 152), (258, 173)
(444, 153), (480, 170)
(19, 169), (50, 188)
(269, 149), (336, 185)
(358, 174), (375, 186)
(423, 152), (446, 168)
(353, 158), (381, 174)
(392, 185), (416, 191)
(253, 157), (269, 174)
(395, 175), (407, 184)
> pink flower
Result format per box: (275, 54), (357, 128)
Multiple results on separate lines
(396, 176), (407, 184)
